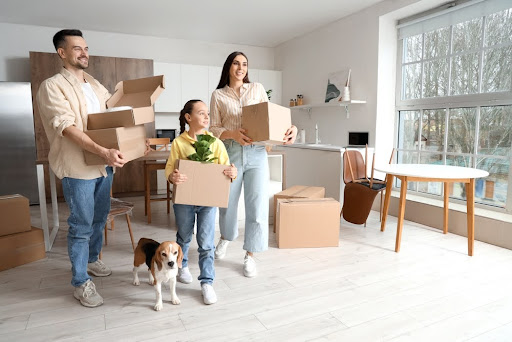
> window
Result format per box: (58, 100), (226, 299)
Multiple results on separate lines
(396, 1), (512, 209)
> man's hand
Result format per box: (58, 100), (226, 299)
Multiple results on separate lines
(103, 149), (126, 167)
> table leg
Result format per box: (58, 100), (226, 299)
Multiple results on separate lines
(443, 182), (449, 234)
(466, 178), (475, 256)
(380, 175), (394, 232)
(395, 177), (407, 253)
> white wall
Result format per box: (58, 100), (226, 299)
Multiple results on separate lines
(0, 22), (275, 82)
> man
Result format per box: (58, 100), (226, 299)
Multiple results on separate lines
(37, 29), (126, 307)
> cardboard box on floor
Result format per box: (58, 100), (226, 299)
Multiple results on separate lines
(84, 125), (147, 165)
(273, 185), (325, 231)
(242, 102), (292, 145)
(0, 227), (46, 271)
(87, 75), (165, 130)
(172, 159), (231, 208)
(276, 198), (340, 249)
(0, 194), (31, 237)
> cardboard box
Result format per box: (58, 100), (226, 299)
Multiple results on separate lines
(172, 159), (231, 208)
(84, 125), (147, 165)
(87, 75), (165, 130)
(276, 198), (340, 249)
(0, 227), (46, 271)
(242, 102), (292, 144)
(0, 194), (31, 237)
(273, 185), (325, 231)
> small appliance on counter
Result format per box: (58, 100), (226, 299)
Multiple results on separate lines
(156, 129), (176, 142)
(346, 132), (369, 148)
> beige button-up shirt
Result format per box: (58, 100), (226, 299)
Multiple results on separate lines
(209, 82), (268, 138)
(36, 67), (111, 180)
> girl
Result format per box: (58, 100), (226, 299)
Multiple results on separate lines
(209, 51), (297, 277)
(165, 99), (237, 305)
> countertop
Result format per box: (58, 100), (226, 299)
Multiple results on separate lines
(274, 143), (346, 152)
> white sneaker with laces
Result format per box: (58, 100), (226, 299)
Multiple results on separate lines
(243, 253), (257, 278)
(177, 266), (193, 284)
(201, 283), (217, 305)
(214, 239), (230, 259)
(87, 259), (112, 277)
(73, 279), (104, 308)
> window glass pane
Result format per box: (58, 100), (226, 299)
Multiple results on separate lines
(403, 63), (422, 99)
(404, 34), (423, 62)
(424, 27), (450, 59)
(421, 109), (446, 152)
(447, 108), (476, 154)
(398, 111), (420, 150)
(446, 155), (473, 201)
(418, 153), (443, 195)
(482, 45), (512, 93)
(396, 151), (418, 191)
(423, 58), (448, 98)
(450, 53), (479, 95)
(475, 157), (508, 208)
(478, 106), (512, 156)
(485, 8), (512, 47)
(453, 17), (482, 53)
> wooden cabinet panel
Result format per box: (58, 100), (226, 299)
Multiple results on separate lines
(30, 52), (155, 197)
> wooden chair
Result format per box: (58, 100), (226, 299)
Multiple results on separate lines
(99, 194), (136, 260)
(144, 138), (172, 224)
(342, 146), (387, 225)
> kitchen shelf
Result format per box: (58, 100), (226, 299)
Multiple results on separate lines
(290, 100), (366, 118)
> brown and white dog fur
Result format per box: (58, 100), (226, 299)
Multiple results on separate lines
(133, 238), (183, 311)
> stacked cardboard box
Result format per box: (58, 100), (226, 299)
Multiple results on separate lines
(172, 159), (231, 208)
(273, 185), (326, 231)
(0, 195), (45, 271)
(242, 102), (292, 145)
(84, 75), (165, 165)
(276, 198), (341, 249)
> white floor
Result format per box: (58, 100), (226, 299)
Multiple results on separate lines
(2, 196), (512, 342)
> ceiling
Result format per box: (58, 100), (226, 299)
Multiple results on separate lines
(0, 0), (385, 48)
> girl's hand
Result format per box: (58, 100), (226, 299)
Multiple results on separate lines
(169, 169), (187, 184)
(233, 128), (252, 146)
(283, 125), (298, 145)
(223, 163), (238, 180)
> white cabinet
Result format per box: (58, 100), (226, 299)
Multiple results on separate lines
(154, 62), (181, 112)
(258, 69), (282, 105)
(208, 66), (222, 108)
(181, 64), (209, 106)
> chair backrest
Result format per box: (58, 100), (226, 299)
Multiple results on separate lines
(147, 138), (171, 151)
(343, 150), (367, 184)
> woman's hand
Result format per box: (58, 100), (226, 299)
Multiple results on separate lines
(223, 163), (238, 180)
(283, 125), (298, 145)
(232, 128), (252, 146)
(169, 169), (187, 185)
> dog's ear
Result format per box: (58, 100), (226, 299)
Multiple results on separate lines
(153, 246), (163, 272)
(177, 245), (184, 269)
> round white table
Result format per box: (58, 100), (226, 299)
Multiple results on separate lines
(375, 164), (489, 256)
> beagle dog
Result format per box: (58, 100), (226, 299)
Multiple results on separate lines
(133, 238), (183, 311)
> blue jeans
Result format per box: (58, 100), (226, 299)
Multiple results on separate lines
(220, 140), (269, 253)
(61, 167), (113, 287)
(173, 204), (216, 285)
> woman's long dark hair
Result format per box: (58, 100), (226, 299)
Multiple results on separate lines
(216, 51), (250, 89)
(179, 99), (202, 134)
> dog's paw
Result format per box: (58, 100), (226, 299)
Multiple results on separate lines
(170, 297), (181, 305)
(133, 279), (140, 286)
(154, 302), (163, 311)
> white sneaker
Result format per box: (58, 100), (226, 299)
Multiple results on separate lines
(73, 280), (104, 308)
(87, 259), (112, 277)
(177, 267), (193, 284)
(201, 283), (217, 305)
(214, 239), (230, 259)
(243, 253), (257, 278)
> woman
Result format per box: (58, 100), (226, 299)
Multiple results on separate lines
(209, 51), (297, 277)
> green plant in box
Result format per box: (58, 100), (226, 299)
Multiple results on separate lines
(187, 134), (218, 163)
